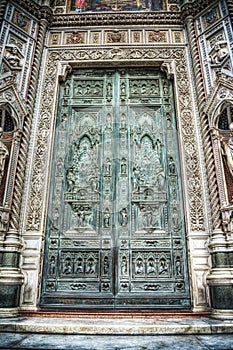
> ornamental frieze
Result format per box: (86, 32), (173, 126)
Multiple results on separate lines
(26, 47), (205, 233)
(49, 29), (184, 46)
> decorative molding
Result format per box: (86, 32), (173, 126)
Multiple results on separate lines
(25, 46), (206, 235)
(51, 12), (182, 28)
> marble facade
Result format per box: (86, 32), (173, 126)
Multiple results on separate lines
(0, 0), (233, 319)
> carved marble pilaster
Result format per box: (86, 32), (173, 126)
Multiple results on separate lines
(19, 46), (210, 311)
(9, 13), (50, 234)
(183, 12), (222, 233)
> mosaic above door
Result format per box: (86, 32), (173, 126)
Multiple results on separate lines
(67, 0), (164, 12)
(41, 68), (190, 308)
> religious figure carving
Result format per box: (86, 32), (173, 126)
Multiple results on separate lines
(135, 258), (144, 274)
(209, 41), (228, 65)
(103, 256), (109, 274)
(221, 205), (233, 237)
(221, 122), (233, 178)
(121, 257), (127, 275)
(4, 46), (22, 69)
(159, 258), (168, 275)
(49, 256), (56, 275)
(103, 208), (110, 228)
(86, 258), (96, 274)
(0, 128), (8, 186)
(120, 208), (128, 226)
(147, 259), (156, 274)
(63, 259), (72, 274)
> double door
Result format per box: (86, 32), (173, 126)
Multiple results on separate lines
(41, 68), (190, 308)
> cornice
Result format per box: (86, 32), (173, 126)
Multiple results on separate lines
(51, 11), (183, 28)
(181, 0), (220, 20)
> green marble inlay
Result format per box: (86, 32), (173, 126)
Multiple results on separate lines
(210, 285), (233, 310)
(0, 285), (20, 308)
(1, 252), (19, 268)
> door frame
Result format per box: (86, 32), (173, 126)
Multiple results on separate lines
(19, 46), (211, 312)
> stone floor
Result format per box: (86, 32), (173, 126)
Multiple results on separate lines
(0, 332), (233, 350)
(0, 316), (233, 349)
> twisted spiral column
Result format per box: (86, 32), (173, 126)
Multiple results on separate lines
(183, 12), (222, 231)
(0, 0), (7, 26)
(9, 16), (50, 233)
(227, 0), (233, 23)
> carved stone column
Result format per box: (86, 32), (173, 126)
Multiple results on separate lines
(181, 5), (221, 231)
(0, 5), (52, 317)
(181, 3), (233, 318)
(0, 128), (24, 317)
(206, 126), (233, 319)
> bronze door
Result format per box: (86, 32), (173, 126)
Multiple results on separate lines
(41, 68), (190, 308)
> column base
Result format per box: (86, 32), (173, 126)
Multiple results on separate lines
(211, 308), (233, 320)
(0, 307), (20, 318)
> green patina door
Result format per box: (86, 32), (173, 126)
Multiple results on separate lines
(41, 68), (190, 308)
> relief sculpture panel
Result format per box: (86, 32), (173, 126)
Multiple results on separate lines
(41, 67), (190, 308)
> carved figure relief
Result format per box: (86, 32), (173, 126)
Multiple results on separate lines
(221, 122), (233, 178)
(0, 128), (9, 186)
(40, 67), (190, 307)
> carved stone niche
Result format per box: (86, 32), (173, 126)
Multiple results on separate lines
(0, 81), (27, 316)
(208, 41), (232, 80)
(1, 45), (23, 83)
(205, 79), (233, 318)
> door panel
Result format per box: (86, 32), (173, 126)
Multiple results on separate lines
(41, 68), (190, 308)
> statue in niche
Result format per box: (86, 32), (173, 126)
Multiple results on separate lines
(0, 128), (8, 185)
(163, 81), (169, 95)
(131, 84), (139, 95)
(135, 258), (144, 274)
(159, 258), (168, 275)
(121, 257), (127, 275)
(53, 208), (60, 228)
(132, 166), (140, 191)
(64, 82), (70, 95)
(121, 158), (127, 174)
(103, 208), (110, 228)
(121, 114), (126, 129)
(168, 156), (176, 175)
(49, 256), (56, 275)
(63, 259), (72, 274)
(147, 259), (156, 274)
(74, 85), (83, 95)
(221, 122), (233, 178)
(105, 158), (111, 175)
(93, 84), (101, 95)
(120, 208), (128, 226)
(66, 166), (76, 192)
(107, 83), (112, 97)
(86, 259), (96, 274)
(56, 157), (63, 176)
(103, 256), (109, 274)
(4, 46), (22, 68)
(150, 83), (159, 95)
(76, 259), (84, 274)
(84, 84), (91, 95)
(175, 257), (182, 276)
(209, 41), (228, 65)
(141, 84), (147, 94)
